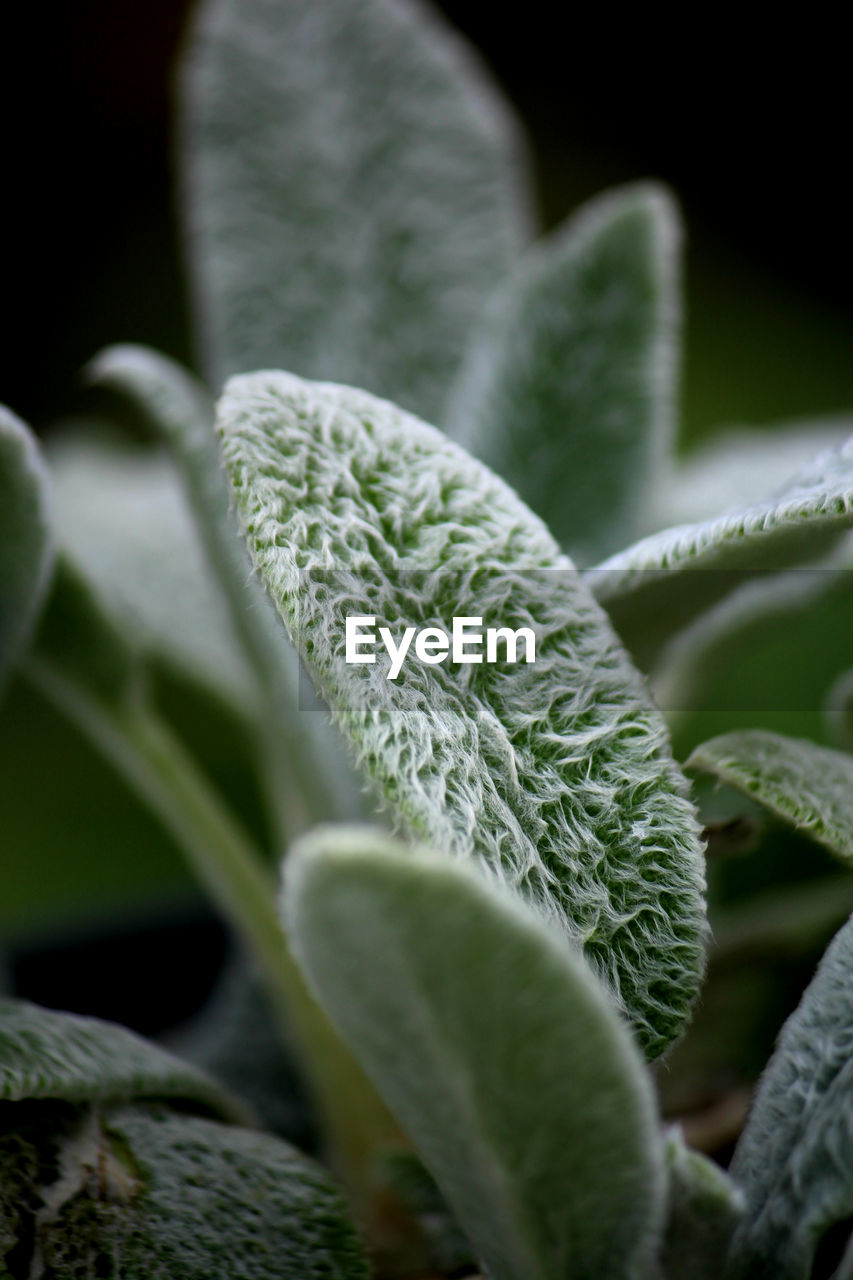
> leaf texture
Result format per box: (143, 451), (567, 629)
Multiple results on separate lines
(217, 370), (706, 1056)
(284, 827), (666, 1280)
(179, 0), (531, 420)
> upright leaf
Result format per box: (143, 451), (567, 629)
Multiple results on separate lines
(179, 0), (531, 420)
(217, 370), (706, 1057)
(589, 433), (853, 667)
(0, 406), (53, 684)
(727, 912), (853, 1278)
(0, 997), (240, 1120)
(687, 729), (853, 865)
(446, 183), (680, 564)
(284, 827), (666, 1280)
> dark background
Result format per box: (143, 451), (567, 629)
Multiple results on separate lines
(4, 2), (853, 441)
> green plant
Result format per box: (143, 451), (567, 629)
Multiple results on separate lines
(2, 0), (853, 1276)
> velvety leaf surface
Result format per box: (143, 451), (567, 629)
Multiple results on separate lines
(2, 1102), (368, 1279)
(0, 998), (239, 1119)
(179, 0), (531, 420)
(446, 183), (680, 564)
(590, 433), (853, 667)
(687, 729), (853, 864)
(0, 406), (53, 684)
(218, 370), (706, 1057)
(48, 432), (257, 711)
(661, 1127), (744, 1280)
(284, 827), (666, 1280)
(654, 545), (853, 757)
(726, 912), (853, 1278)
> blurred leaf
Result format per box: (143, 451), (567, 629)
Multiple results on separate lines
(217, 370), (706, 1057)
(0, 406), (53, 686)
(86, 344), (364, 835)
(727, 911), (853, 1278)
(824, 668), (853, 752)
(590, 433), (853, 668)
(284, 826), (666, 1280)
(655, 418), (853, 527)
(1, 1100), (369, 1279)
(179, 0), (531, 420)
(447, 183), (680, 564)
(48, 431), (258, 713)
(660, 1127), (744, 1280)
(687, 730), (853, 864)
(654, 544), (853, 757)
(0, 997), (240, 1119)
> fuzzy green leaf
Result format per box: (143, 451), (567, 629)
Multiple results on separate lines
(48, 432), (258, 712)
(284, 827), (666, 1280)
(661, 1128), (744, 1280)
(446, 183), (680, 564)
(726, 911), (853, 1278)
(687, 729), (853, 864)
(2, 1102), (369, 1279)
(654, 546), (853, 757)
(217, 370), (706, 1057)
(179, 0), (531, 420)
(0, 998), (240, 1119)
(0, 406), (53, 684)
(590, 433), (853, 667)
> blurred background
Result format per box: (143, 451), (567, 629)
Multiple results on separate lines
(2, 1), (852, 1143)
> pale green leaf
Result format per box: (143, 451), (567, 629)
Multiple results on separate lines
(284, 827), (666, 1280)
(179, 0), (531, 420)
(687, 729), (853, 864)
(2, 1101), (368, 1279)
(217, 370), (706, 1057)
(654, 418), (853, 528)
(660, 1127), (744, 1280)
(653, 543), (853, 757)
(0, 406), (53, 684)
(447, 183), (680, 564)
(590, 433), (853, 667)
(48, 431), (258, 712)
(85, 345), (366, 834)
(0, 997), (240, 1119)
(727, 911), (853, 1278)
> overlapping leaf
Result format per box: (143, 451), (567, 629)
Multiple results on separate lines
(589, 433), (853, 667)
(446, 183), (680, 564)
(284, 827), (666, 1280)
(687, 729), (853, 865)
(179, 0), (531, 421)
(660, 1127), (744, 1280)
(727, 912), (853, 1277)
(0, 406), (53, 685)
(217, 370), (706, 1056)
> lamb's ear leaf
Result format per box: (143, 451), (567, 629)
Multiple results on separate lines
(284, 827), (666, 1280)
(178, 0), (531, 421)
(824, 668), (853, 752)
(726, 911), (853, 1278)
(48, 431), (258, 712)
(687, 729), (853, 865)
(589, 433), (853, 668)
(660, 1128), (744, 1280)
(85, 345), (365, 834)
(0, 406), (54, 685)
(446, 183), (680, 565)
(217, 370), (706, 1058)
(653, 550), (853, 759)
(654, 418), (853, 527)
(2, 1103), (369, 1280)
(0, 996), (242, 1120)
